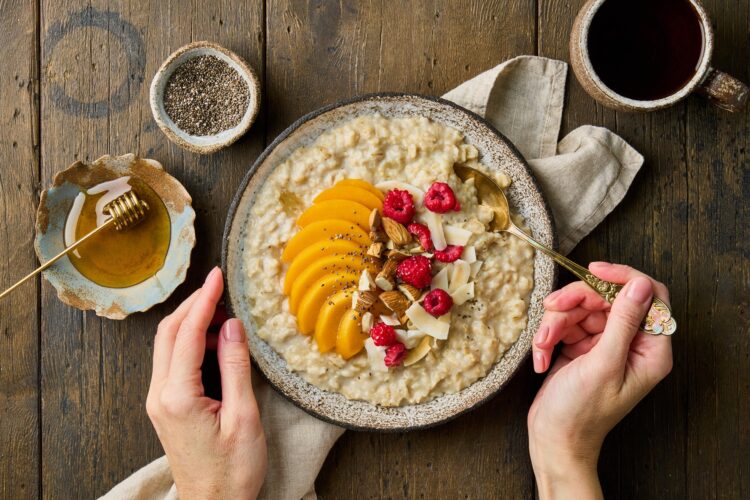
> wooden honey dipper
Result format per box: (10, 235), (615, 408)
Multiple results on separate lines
(0, 190), (150, 300)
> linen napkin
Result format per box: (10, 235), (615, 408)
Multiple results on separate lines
(102, 55), (643, 500)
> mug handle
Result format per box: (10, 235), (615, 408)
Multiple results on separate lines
(695, 68), (749, 113)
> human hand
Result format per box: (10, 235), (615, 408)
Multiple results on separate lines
(146, 267), (267, 500)
(528, 262), (673, 500)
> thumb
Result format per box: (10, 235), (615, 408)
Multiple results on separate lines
(594, 277), (654, 366)
(217, 319), (256, 420)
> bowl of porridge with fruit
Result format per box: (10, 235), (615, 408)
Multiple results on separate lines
(223, 94), (556, 430)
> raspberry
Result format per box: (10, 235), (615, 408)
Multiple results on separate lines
(424, 182), (458, 213)
(384, 342), (407, 367)
(434, 245), (464, 263)
(407, 223), (433, 251)
(383, 189), (415, 224)
(370, 322), (397, 347)
(397, 255), (432, 289)
(422, 288), (453, 316)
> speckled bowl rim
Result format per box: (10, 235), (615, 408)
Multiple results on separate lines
(149, 41), (261, 155)
(222, 93), (558, 431)
(574, 0), (714, 111)
(35, 154), (196, 319)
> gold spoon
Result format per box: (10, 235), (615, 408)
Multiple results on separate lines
(453, 164), (675, 336)
(0, 190), (150, 300)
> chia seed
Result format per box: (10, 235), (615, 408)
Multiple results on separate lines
(163, 54), (249, 136)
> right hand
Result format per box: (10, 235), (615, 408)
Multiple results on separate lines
(527, 262), (673, 499)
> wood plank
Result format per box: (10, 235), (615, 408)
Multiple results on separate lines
(264, 1), (537, 497)
(685, 1), (750, 499)
(38, 1), (264, 496)
(0, 0), (40, 497)
(538, 1), (693, 498)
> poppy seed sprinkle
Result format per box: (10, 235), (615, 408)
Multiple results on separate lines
(163, 54), (249, 136)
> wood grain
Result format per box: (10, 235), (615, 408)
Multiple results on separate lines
(0, 0), (40, 498)
(38, 1), (264, 496)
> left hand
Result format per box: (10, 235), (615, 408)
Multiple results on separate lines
(146, 267), (267, 500)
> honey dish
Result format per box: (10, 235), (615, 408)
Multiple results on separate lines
(35, 154), (196, 319)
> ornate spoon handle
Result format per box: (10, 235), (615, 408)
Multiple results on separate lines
(505, 225), (676, 336)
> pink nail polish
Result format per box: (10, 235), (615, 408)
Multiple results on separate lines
(533, 351), (544, 372)
(223, 319), (245, 342)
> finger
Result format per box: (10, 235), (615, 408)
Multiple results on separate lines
(560, 333), (602, 360)
(589, 262), (671, 306)
(544, 281), (611, 312)
(533, 309), (589, 373)
(217, 319), (259, 428)
(535, 308), (592, 349)
(169, 267), (224, 382)
(151, 289), (202, 386)
(593, 277), (654, 369)
(580, 310), (608, 334)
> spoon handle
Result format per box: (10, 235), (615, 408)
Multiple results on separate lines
(0, 217), (115, 301)
(505, 225), (676, 336)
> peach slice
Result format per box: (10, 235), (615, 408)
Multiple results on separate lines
(296, 200), (371, 231)
(296, 272), (359, 334)
(336, 309), (367, 359)
(314, 287), (355, 353)
(288, 254), (379, 313)
(281, 220), (371, 263)
(283, 239), (363, 294)
(336, 179), (384, 201)
(313, 186), (383, 212)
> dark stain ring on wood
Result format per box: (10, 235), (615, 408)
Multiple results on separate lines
(44, 6), (145, 118)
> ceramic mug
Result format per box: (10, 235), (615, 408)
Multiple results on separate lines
(570, 0), (748, 113)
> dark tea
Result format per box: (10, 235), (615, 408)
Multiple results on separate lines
(587, 0), (705, 101)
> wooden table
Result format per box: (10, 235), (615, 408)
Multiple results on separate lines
(1, 1), (747, 498)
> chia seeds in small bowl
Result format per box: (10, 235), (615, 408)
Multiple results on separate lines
(150, 41), (260, 154)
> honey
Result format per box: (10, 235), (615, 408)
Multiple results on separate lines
(64, 176), (171, 288)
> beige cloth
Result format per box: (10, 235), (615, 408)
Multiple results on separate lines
(102, 55), (642, 500)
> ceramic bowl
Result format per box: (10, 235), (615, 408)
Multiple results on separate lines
(222, 94), (557, 431)
(35, 154), (196, 319)
(149, 41), (261, 154)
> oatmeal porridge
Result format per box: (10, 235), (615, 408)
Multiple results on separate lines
(241, 114), (535, 407)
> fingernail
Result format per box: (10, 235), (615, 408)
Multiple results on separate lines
(625, 277), (652, 303)
(535, 325), (549, 346)
(533, 351), (544, 373)
(589, 261), (607, 267)
(205, 266), (220, 285)
(544, 289), (562, 304)
(223, 319), (245, 343)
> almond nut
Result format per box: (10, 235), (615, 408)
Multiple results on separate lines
(368, 208), (382, 231)
(375, 274), (395, 291)
(366, 242), (384, 258)
(387, 249), (411, 261)
(359, 270), (376, 291)
(379, 290), (410, 314)
(398, 284), (422, 302)
(362, 312), (375, 332)
(382, 217), (412, 246)
(352, 290), (378, 312)
(380, 258), (399, 277)
(369, 229), (386, 242)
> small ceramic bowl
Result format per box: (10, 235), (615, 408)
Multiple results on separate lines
(149, 41), (261, 154)
(35, 154), (196, 319)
